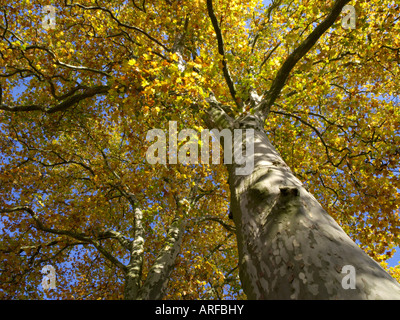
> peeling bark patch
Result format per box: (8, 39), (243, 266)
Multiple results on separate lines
(250, 181), (271, 198)
(335, 265), (342, 273)
(279, 186), (300, 197)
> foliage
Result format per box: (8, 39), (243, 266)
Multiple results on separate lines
(0, 0), (399, 299)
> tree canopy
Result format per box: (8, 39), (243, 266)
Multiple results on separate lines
(0, 0), (399, 299)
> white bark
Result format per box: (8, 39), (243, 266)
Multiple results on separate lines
(135, 216), (187, 300)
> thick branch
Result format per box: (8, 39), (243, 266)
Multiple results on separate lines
(124, 207), (145, 300)
(98, 230), (132, 251)
(259, 0), (351, 117)
(202, 93), (235, 130)
(137, 215), (187, 300)
(0, 85), (110, 113)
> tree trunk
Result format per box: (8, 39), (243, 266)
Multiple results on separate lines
(136, 217), (187, 300)
(123, 212), (187, 300)
(227, 114), (400, 299)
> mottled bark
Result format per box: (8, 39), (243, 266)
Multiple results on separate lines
(123, 210), (187, 300)
(137, 216), (187, 300)
(124, 207), (145, 300)
(227, 114), (400, 299)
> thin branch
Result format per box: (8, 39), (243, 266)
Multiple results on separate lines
(193, 215), (236, 234)
(270, 108), (350, 167)
(65, 1), (169, 52)
(259, 41), (281, 72)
